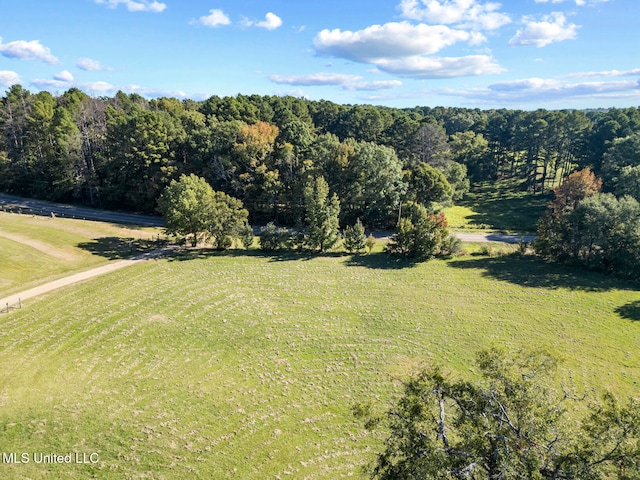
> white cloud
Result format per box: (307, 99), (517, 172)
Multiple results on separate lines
(375, 54), (505, 78)
(32, 78), (116, 94)
(54, 70), (74, 82)
(256, 12), (283, 30)
(76, 58), (112, 71)
(509, 12), (579, 47)
(270, 73), (363, 86)
(95, 0), (166, 13)
(124, 85), (187, 97)
(439, 76), (640, 104)
(242, 12), (283, 30)
(0, 38), (59, 64)
(313, 21), (503, 80)
(30, 77), (187, 98)
(273, 89), (310, 99)
(534, 0), (608, 5)
(399, 0), (511, 30)
(0, 71), (21, 87)
(314, 22), (474, 62)
(269, 72), (402, 91)
(489, 78), (639, 98)
(348, 80), (403, 91)
(194, 9), (231, 28)
(30, 79), (74, 90)
(567, 68), (640, 78)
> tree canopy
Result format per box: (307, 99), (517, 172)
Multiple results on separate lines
(356, 347), (640, 480)
(157, 173), (251, 249)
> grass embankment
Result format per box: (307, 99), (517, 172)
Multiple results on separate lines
(0, 249), (638, 479)
(0, 211), (163, 298)
(444, 180), (551, 233)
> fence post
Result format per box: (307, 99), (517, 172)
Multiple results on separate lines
(5, 303), (8, 313)
(19, 298), (22, 309)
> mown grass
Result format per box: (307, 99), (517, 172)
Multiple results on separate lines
(0, 249), (638, 479)
(0, 212), (163, 297)
(444, 179), (551, 232)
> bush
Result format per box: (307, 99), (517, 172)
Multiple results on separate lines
(365, 234), (377, 253)
(385, 202), (453, 261)
(259, 222), (291, 251)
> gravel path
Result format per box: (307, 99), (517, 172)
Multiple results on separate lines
(0, 247), (175, 312)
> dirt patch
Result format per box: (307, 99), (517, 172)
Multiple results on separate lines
(146, 314), (173, 325)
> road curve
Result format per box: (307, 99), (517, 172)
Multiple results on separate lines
(0, 193), (164, 227)
(1, 193), (537, 243)
(455, 232), (537, 244)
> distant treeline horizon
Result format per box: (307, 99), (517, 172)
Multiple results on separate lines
(1, 84), (639, 226)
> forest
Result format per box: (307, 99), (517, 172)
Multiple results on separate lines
(2, 84), (640, 230)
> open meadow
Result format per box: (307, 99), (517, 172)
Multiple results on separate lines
(1, 244), (639, 479)
(444, 180), (551, 233)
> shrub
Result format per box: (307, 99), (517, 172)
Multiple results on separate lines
(385, 202), (454, 261)
(259, 222), (291, 251)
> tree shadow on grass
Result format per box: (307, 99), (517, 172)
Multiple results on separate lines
(167, 247), (344, 263)
(459, 181), (550, 232)
(448, 254), (638, 292)
(165, 247), (419, 269)
(343, 252), (418, 270)
(615, 301), (640, 321)
(77, 237), (167, 260)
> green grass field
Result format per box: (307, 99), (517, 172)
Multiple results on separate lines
(444, 180), (551, 232)
(0, 212), (162, 298)
(1, 247), (638, 479)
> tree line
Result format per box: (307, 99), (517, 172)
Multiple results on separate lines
(3, 84), (640, 229)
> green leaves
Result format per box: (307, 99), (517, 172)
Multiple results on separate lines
(364, 348), (640, 480)
(304, 176), (340, 252)
(385, 202), (454, 261)
(157, 174), (250, 249)
(343, 218), (366, 253)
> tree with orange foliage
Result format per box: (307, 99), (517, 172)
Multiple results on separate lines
(549, 168), (602, 215)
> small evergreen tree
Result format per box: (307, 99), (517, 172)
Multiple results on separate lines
(304, 176), (341, 252)
(344, 218), (366, 253)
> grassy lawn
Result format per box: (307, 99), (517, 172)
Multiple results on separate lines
(0, 248), (638, 479)
(0, 212), (163, 298)
(444, 179), (551, 233)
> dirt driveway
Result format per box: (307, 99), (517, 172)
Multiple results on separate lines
(0, 247), (175, 312)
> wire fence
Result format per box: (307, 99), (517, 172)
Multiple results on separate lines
(2, 298), (22, 314)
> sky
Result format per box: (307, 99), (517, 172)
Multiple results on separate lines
(0, 0), (639, 109)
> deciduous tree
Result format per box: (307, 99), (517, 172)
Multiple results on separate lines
(356, 347), (640, 480)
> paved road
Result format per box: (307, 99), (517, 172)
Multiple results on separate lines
(1, 193), (536, 243)
(1, 193), (539, 243)
(0, 193), (165, 227)
(455, 232), (537, 244)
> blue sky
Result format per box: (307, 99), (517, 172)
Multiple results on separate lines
(0, 0), (638, 109)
